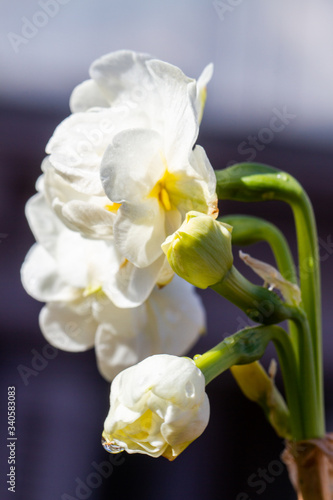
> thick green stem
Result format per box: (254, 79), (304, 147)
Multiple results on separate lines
(219, 214), (299, 353)
(215, 163), (325, 436)
(194, 325), (303, 439)
(219, 214), (297, 283)
(210, 263), (321, 439)
(291, 193), (324, 431)
(289, 309), (323, 438)
(211, 265), (294, 325)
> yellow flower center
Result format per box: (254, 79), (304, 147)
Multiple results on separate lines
(104, 202), (122, 213)
(83, 284), (102, 297)
(150, 169), (179, 211)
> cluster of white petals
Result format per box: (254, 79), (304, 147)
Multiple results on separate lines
(22, 50), (216, 381)
(21, 179), (205, 380)
(102, 355), (210, 459)
(45, 50), (217, 280)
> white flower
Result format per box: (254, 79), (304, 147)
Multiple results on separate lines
(44, 50), (217, 270)
(102, 355), (210, 459)
(21, 183), (205, 380)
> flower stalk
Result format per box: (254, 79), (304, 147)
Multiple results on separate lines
(215, 162), (324, 435)
(194, 325), (302, 439)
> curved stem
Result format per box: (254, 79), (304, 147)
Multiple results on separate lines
(194, 325), (303, 440)
(215, 164), (325, 436)
(219, 214), (297, 283)
(211, 265), (294, 325)
(219, 214), (299, 353)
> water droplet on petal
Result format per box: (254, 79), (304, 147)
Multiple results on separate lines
(193, 354), (201, 360)
(185, 381), (195, 398)
(101, 436), (124, 454)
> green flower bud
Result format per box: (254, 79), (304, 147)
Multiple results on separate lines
(161, 211), (233, 289)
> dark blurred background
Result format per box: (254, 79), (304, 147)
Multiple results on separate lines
(1, 1), (333, 499)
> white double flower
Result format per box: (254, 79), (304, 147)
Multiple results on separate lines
(44, 50), (217, 303)
(102, 355), (210, 459)
(22, 50), (217, 381)
(21, 179), (205, 381)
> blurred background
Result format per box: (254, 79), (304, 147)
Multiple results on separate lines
(1, 1), (332, 499)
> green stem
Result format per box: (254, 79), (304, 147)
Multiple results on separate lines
(291, 192), (324, 431)
(219, 215), (297, 283)
(211, 265), (294, 325)
(215, 163), (325, 435)
(194, 325), (303, 440)
(210, 263), (321, 438)
(219, 214), (299, 354)
(289, 309), (323, 438)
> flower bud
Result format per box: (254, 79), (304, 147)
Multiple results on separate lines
(161, 211), (233, 289)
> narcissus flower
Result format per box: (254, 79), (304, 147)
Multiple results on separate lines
(21, 183), (205, 380)
(162, 211), (233, 288)
(102, 355), (209, 459)
(44, 50), (217, 272)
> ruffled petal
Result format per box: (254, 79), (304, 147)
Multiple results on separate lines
(95, 322), (144, 382)
(69, 79), (109, 113)
(148, 275), (206, 356)
(46, 109), (118, 195)
(39, 302), (97, 352)
(114, 200), (166, 267)
(103, 254), (166, 308)
(43, 161), (115, 238)
(21, 244), (79, 302)
(196, 63), (214, 123)
(89, 50), (153, 106)
(25, 190), (64, 257)
(101, 128), (165, 203)
(146, 60), (198, 163)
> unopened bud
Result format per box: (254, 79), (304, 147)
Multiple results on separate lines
(162, 211), (233, 288)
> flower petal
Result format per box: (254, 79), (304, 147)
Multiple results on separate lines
(103, 254), (166, 308)
(43, 161), (115, 239)
(146, 59), (198, 162)
(69, 79), (109, 113)
(25, 190), (64, 257)
(21, 244), (78, 302)
(89, 50), (153, 106)
(148, 275), (206, 355)
(46, 110), (118, 195)
(196, 63), (214, 123)
(39, 302), (97, 352)
(101, 128), (165, 203)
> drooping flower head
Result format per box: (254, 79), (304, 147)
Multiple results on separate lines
(102, 355), (210, 459)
